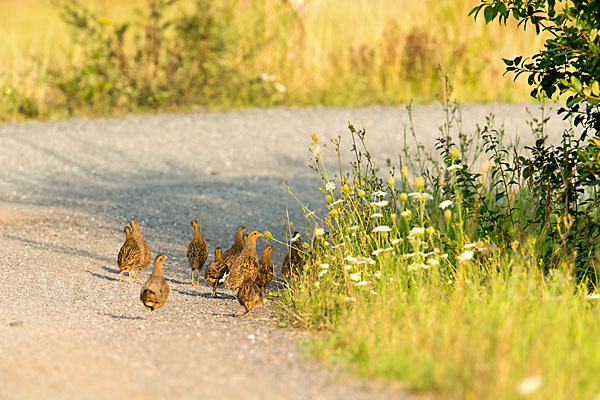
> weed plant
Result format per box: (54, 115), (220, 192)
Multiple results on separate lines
(276, 81), (600, 398)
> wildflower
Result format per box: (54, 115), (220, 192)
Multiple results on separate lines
(587, 293), (600, 299)
(402, 165), (409, 178)
(384, 247), (393, 252)
(318, 269), (328, 277)
(444, 209), (452, 221)
(315, 281), (320, 287)
(325, 181), (335, 191)
(302, 242), (309, 249)
(426, 227), (436, 236)
(372, 248), (384, 256)
(439, 200), (453, 209)
(356, 281), (368, 286)
(315, 228), (325, 236)
(387, 175), (395, 188)
(350, 272), (361, 281)
(329, 209), (338, 217)
(311, 145), (321, 158)
(306, 211), (315, 217)
(324, 241), (330, 246)
(399, 192), (408, 202)
(410, 227), (425, 237)
(373, 225), (392, 233)
(408, 192), (434, 201)
(311, 133), (319, 143)
(357, 189), (366, 198)
(427, 258), (440, 267)
(289, 221), (294, 227)
(260, 72), (276, 81)
(348, 225), (359, 232)
(98, 17), (111, 25)
(464, 242), (476, 249)
(325, 195), (332, 203)
(374, 271), (382, 278)
(370, 290), (377, 295)
(274, 83), (286, 93)
(345, 255), (358, 263)
(401, 210), (412, 220)
(344, 265), (352, 270)
(340, 184), (350, 195)
(263, 231), (273, 240)
(372, 190), (387, 198)
(344, 296), (355, 302)
(320, 263), (329, 269)
(329, 199), (344, 208)
(391, 238), (402, 245)
(415, 176), (425, 191)
(390, 213), (397, 223)
(370, 200), (389, 207)
(458, 250), (474, 261)
(450, 147), (460, 160)
(447, 164), (461, 171)
(516, 376), (542, 396)
(365, 258), (376, 265)
(371, 213), (384, 218)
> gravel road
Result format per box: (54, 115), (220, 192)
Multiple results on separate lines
(0, 104), (572, 400)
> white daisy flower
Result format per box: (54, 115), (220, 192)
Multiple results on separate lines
(447, 164), (461, 171)
(373, 225), (392, 233)
(372, 190), (387, 198)
(391, 238), (402, 245)
(371, 213), (384, 218)
(345, 255), (358, 263)
(372, 248), (384, 256)
(314, 228), (325, 236)
(458, 250), (474, 261)
(410, 227), (425, 236)
(464, 242), (476, 249)
(439, 200), (453, 209)
(348, 225), (359, 232)
(355, 281), (368, 286)
(325, 181), (336, 191)
(343, 265), (352, 270)
(350, 272), (361, 281)
(320, 263), (329, 269)
(516, 376), (542, 396)
(318, 269), (328, 277)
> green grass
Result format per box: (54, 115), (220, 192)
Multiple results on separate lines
(0, 0), (544, 121)
(273, 94), (600, 398)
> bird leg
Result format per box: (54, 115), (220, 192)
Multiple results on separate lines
(118, 270), (125, 282)
(212, 286), (217, 298)
(191, 270), (196, 286)
(196, 273), (201, 286)
(128, 269), (134, 283)
(151, 309), (156, 321)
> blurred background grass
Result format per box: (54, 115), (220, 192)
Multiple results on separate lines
(1, 0), (543, 120)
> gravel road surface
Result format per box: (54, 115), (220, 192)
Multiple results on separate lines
(0, 104), (572, 400)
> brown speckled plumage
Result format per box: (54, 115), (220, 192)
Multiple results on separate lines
(282, 232), (304, 279)
(187, 220), (209, 285)
(140, 254), (170, 321)
(221, 225), (247, 269)
(227, 231), (261, 290)
(236, 279), (264, 317)
(204, 247), (228, 297)
(117, 226), (140, 282)
(130, 219), (151, 276)
(255, 245), (275, 291)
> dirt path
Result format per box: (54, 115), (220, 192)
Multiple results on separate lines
(0, 105), (571, 399)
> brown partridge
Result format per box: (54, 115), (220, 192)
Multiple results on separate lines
(255, 244), (275, 292)
(140, 254), (170, 321)
(282, 232), (304, 279)
(227, 231), (261, 290)
(204, 247), (228, 297)
(130, 219), (151, 277)
(117, 226), (141, 283)
(187, 219), (209, 285)
(221, 225), (247, 270)
(236, 279), (264, 317)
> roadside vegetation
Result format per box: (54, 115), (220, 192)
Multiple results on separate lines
(276, 1), (600, 398)
(1, 0), (542, 121)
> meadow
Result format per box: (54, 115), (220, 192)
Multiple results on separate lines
(1, 0), (543, 120)
(274, 91), (600, 398)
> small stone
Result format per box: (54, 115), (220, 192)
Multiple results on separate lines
(9, 321), (24, 327)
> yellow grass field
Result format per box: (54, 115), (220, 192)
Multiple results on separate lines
(1, 0), (545, 118)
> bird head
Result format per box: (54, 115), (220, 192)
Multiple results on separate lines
(124, 226), (132, 236)
(215, 247), (222, 258)
(130, 219), (140, 231)
(155, 254), (167, 265)
(191, 219), (199, 228)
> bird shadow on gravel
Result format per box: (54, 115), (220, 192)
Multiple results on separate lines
(85, 270), (121, 283)
(104, 313), (143, 321)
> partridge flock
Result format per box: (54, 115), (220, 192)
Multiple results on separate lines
(117, 220), (305, 320)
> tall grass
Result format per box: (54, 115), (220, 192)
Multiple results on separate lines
(1, 0), (543, 120)
(274, 83), (600, 398)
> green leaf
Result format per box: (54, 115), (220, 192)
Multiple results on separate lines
(484, 6), (496, 24)
(571, 76), (583, 93)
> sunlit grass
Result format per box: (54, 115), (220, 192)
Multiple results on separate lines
(1, 0), (546, 120)
(276, 96), (600, 398)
